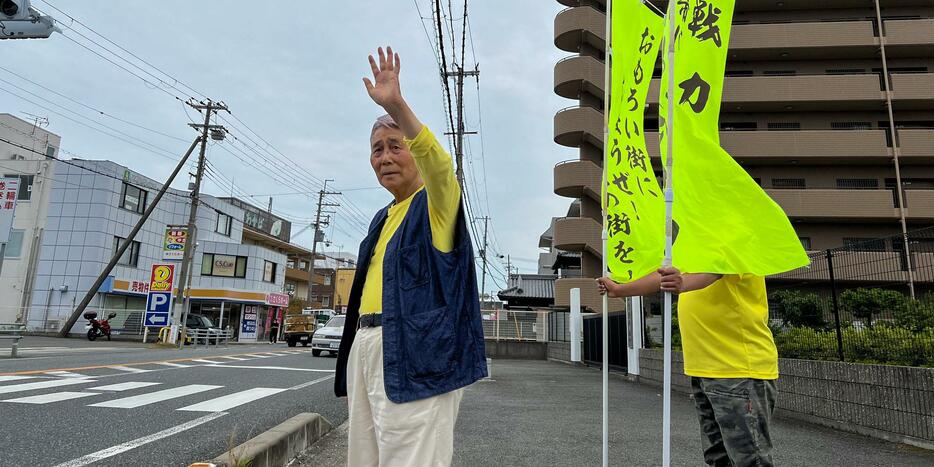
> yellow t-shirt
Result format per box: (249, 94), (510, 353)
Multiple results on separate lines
(358, 126), (461, 315)
(677, 274), (779, 379)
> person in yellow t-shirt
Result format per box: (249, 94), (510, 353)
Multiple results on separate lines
(597, 268), (778, 467)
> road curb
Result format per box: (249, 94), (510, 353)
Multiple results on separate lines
(201, 413), (333, 467)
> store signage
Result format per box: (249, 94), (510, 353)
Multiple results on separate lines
(240, 305), (258, 339)
(144, 264), (175, 327)
(212, 255), (237, 277)
(0, 178), (19, 243)
(265, 292), (289, 307)
(162, 226), (187, 261)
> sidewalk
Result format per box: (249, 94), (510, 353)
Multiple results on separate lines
(294, 360), (934, 466)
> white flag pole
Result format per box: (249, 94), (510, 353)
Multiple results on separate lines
(601, 1), (613, 466)
(662, 0), (677, 465)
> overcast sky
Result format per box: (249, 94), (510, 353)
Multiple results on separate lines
(3, 1), (573, 288)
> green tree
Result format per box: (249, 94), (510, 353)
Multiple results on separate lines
(839, 288), (907, 329)
(894, 299), (934, 332)
(769, 290), (827, 329)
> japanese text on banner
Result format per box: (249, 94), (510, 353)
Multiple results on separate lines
(604, 0), (665, 283)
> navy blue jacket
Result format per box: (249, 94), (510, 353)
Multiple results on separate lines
(334, 189), (487, 403)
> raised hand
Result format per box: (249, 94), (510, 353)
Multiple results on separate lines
(363, 46), (403, 111)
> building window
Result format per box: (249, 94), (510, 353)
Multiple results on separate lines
(285, 282), (296, 295)
(324, 274), (332, 286)
(113, 236), (141, 267)
(720, 122), (757, 131)
(831, 122), (872, 130)
(120, 182), (147, 214)
(771, 178), (806, 189)
(215, 212), (232, 236)
(322, 295), (330, 307)
(799, 237), (812, 250)
(826, 68), (864, 75)
(201, 253), (247, 278)
(263, 260), (277, 283)
(3, 174), (34, 200)
(836, 179), (879, 190)
(767, 122), (801, 131)
(843, 238), (886, 252)
(46, 145), (57, 158)
(3, 230), (24, 258)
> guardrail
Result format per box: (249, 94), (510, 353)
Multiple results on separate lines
(184, 328), (234, 348)
(0, 323), (26, 358)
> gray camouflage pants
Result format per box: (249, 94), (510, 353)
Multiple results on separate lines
(691, 377), (778, 467)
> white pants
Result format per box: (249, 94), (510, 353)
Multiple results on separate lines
(347, 326), (463, 467)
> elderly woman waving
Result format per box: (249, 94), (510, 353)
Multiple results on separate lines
(334, 46), (487, 467)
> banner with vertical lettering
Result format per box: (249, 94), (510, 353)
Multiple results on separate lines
(660, 0), (808, 274)
(604, 0), (666, 283)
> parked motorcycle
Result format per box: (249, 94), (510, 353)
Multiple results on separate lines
(84, 311), (116, 341)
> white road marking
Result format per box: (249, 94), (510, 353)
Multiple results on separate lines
(215, 355), (248, 361)
(88, 384), (222, 409)
(204, 364), (335, 372)
(155, 362), (190, 368)
(52, 412), (226, 467)
(109, 366), (152, 374)
(288, 375), (335, 391)
(0, 378), (96, 395)
(244, 354), (270, 358)
(0, 375), (37, 382)
(177, 387), (286, 412)
(191, 359), (225, 364)
(265, 352), (291, 356)
(45, 371), (89, 378)
(3, 391), (100, 404)
(88, 382), (162, 392)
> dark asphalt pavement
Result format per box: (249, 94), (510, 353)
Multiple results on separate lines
(296, 360), (934, 466)
(0, 336), (348, 467)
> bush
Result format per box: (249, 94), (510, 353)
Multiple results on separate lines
(894, 299), (934, 332)
(773, 325), (934, 367)
(769, 290), (827, 329)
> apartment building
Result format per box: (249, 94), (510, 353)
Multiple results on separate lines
(551, 0), (934, 310)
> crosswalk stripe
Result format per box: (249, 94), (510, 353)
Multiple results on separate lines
(88, 382), (162, 392)
(191, 359), (225, 364)
(155, 362), (190, 368)
(215, 356), (248, 361)
(0, 379), (96, 395)
(177, 387), (286, 412)
(3, 391), (100, 404)
(265, 352), (289, 356)
(205, 364), (335, 373)
(88, 384), (222, 409)
(110, 366), (151, 374)
(0, 376), (37, 382)
(45, 371), (89, 378)
(244, 354), (269, 358)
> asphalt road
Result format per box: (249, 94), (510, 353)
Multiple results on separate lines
(0, 336), (348, 467)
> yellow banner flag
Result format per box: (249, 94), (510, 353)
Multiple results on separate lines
(604, 0), (666, 283)
(660, 0), (808, 275)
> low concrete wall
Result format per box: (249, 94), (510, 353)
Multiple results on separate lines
(484, 340), (547, 360)
(638, 349), (934, 450)
(548, 341), (572, 363)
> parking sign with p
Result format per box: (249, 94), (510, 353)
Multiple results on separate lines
(144, 264), (175, 327)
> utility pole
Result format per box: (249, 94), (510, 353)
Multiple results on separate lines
(173, 99), (228, 346)
(308, 179), (340, 308)
(444, 64), (479, 189)
(477, 216), (490, 303)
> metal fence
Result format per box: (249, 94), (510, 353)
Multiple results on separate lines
(548, 309), (571, 342)
(769, 226), (934, 367)
(481, 310), (549, 342)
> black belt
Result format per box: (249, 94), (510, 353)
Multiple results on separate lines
(358, 313), (382, 329)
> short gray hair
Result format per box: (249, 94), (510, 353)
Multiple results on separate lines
(370, 114), (399, 139)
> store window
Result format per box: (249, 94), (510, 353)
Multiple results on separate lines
(324, 274), (332, 286)
(201, 253), (247, 278)
(112, 236), (141, 267)
(120, 182), (147, 214)
(263, 260), (277, 283)
(322, 295), (330, 307)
